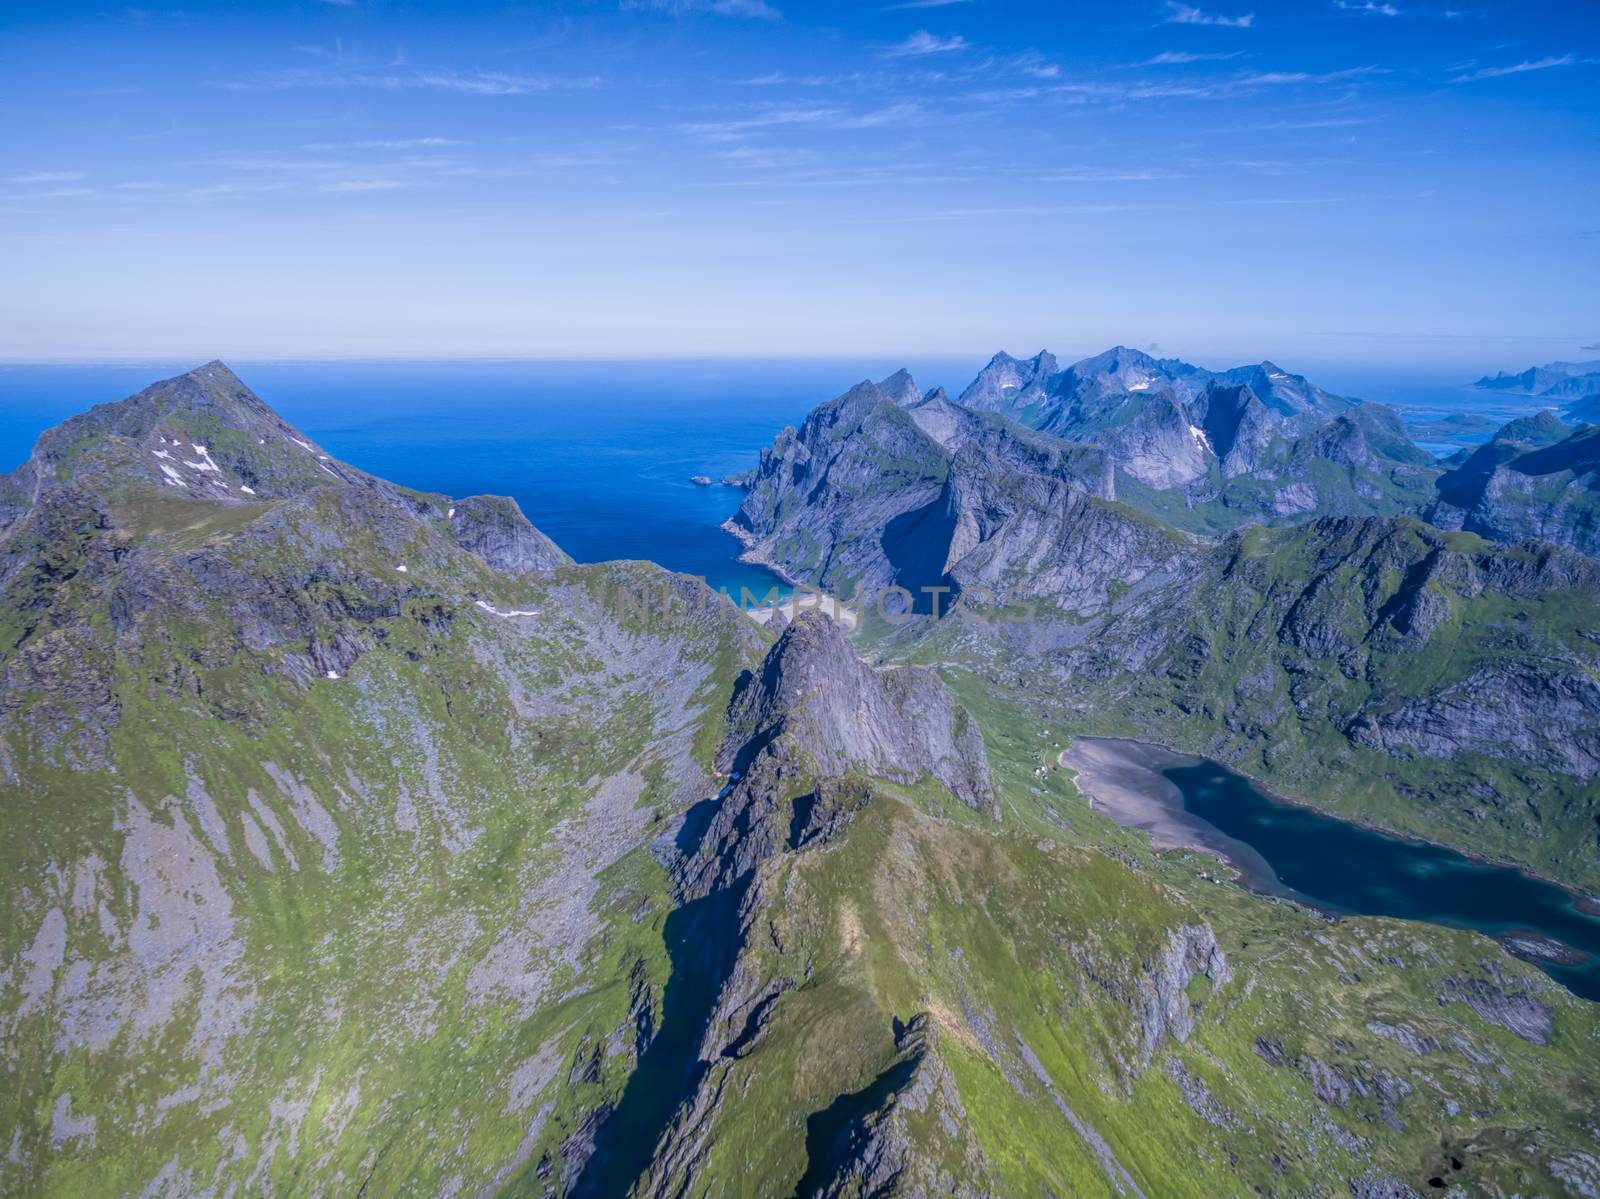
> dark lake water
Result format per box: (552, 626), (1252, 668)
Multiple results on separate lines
(1168, 759), (1600, 1001)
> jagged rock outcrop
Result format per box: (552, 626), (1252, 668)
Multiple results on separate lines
(449, 494), (569, 576)
(957, 348), (1059, 413)
(726, 380), (949, 594)
(717, 611), (994, 812)
(875, 367), (923, 409)
(726, 378), (1114, 601)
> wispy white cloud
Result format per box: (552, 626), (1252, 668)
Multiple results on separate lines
(1039, 167), (1186, 182)
(1452, 54), (1580, 82)
(7, 171), (87, 185)
(737, 70), (865, 86)
(321, 178), (409, 192)
(620, 0), (780, 18)
(679, 102), (921, 140)
(225, 67), (600, 95)
(971, 64), (1378, 107)
(886, 30), (969, 56)
(408, 71), (601, 95)
(1334, 0), (1401, 15)
(304, 136), (463, 150)
(1164, 2), (1254, 27)
(1234, 66), (1380, 85)
(1142, 49), (1244, 64)
(1013, 52), (1062, 79)
(883, 0), (970, 8)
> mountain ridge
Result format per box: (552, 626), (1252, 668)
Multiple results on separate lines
(5, 363), (1600, 1199)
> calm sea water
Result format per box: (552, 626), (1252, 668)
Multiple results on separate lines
(1169, 760), (1600, 1001)
(0, 358), (980, 597)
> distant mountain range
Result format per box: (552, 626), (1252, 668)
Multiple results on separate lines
(729, 352), (1600, 888)
(1475, 359), (1600, 415)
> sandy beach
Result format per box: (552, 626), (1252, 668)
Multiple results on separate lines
(743, 595), (859, 631)
(1059, 737), (1292, 898)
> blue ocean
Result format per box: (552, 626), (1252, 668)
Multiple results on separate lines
(0, 357), (1557, 595)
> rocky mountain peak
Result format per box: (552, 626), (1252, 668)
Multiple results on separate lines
(20, 360), (359, 506)
(958, 349), (1059, 411)
(717, 610), (994, 812)
(876, 368), (922, 408)
(1493, 410), (1574, 448)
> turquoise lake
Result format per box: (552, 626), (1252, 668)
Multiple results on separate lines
(1168, 758), (1600, 1002)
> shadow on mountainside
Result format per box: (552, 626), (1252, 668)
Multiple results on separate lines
(881, 496), (958, 615)
(570, 880), (749, 1199)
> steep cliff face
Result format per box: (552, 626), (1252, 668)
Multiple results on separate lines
(956, 349), (1059, 414)
(716, 612), (994, 813)
(726, 380), (1116, 600)
(726, 380), (949, 595)
(939, 451), (1194, 615)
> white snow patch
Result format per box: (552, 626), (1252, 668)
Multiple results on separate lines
(325, 670), (341, 680)
(318, 462), (338, 478)
(290, 436), (315, 452)
(238, 485), (256, 495)
(175, 444), (222, 473)
(394, 563), (408, 574)
(474, 599), (539, 618)
(152, 449), (174, 461)
(158, 464), (187, 487)
(447, 507), (456, 518)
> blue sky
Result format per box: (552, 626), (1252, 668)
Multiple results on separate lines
(2, 0), (1596, 366)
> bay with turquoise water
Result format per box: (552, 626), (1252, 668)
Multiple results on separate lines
(1065, 738), (1600, 1001)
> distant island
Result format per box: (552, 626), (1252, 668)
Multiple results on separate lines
(1475, 358), (1600, 408)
